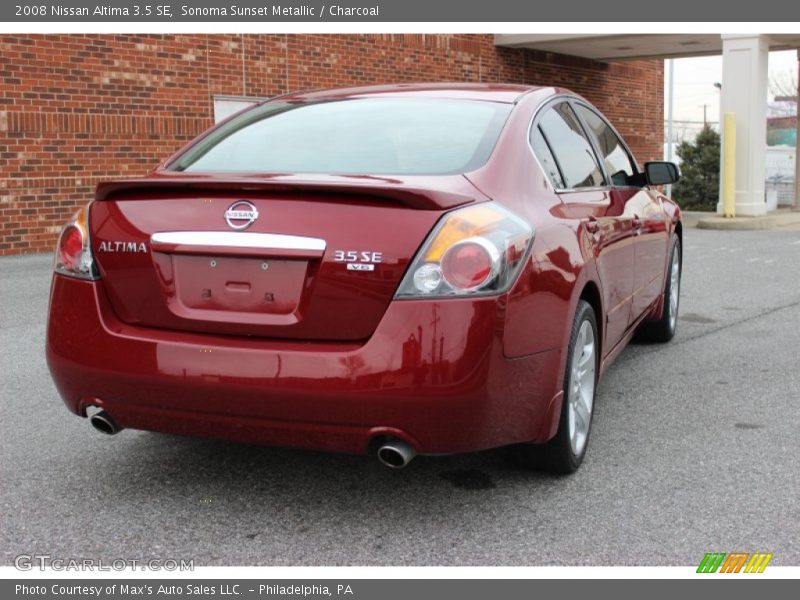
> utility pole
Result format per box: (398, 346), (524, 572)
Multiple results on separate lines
(795, 49), (800, 209)
(666, 59), (675, 197)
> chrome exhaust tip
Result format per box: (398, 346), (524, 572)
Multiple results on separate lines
(88, 409), (122, 435)
(377, 439), (416, 469)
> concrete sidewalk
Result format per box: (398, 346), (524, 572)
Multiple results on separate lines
(683, 208), (800, 230)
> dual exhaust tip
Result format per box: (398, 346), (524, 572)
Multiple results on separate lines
(376, 438), (416, 469)
(86, 407), (415, 468)
(87, 407), (122, 435)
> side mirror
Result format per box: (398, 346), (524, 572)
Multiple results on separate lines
(644, 161), (680, 186)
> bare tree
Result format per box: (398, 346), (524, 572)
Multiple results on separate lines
(769, 65), (798, 113)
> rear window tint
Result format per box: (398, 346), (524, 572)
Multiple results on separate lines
(174, 98), (512, 176)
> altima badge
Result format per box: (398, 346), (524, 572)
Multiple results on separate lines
(97, 240), (147, 253)
(224, 201), (259, 230)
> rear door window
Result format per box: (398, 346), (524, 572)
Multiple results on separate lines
(574, 104), (638, 187)
(530, 126), (565, 189)
(536, 103), (604, 189)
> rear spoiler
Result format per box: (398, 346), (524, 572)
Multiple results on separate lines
(95, 175), (478, 210)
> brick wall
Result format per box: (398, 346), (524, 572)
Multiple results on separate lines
(0, 34), (663, 255)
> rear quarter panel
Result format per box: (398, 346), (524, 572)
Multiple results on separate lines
(466, 89), (602, 360)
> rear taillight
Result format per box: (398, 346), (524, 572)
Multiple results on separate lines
(54, 205), (99, 280)
(395, 202), (533, 298)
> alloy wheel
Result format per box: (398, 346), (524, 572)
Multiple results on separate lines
(669, 245), (681, 331)
(567, 320), (596, 456)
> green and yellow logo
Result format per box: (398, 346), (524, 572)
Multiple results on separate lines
(697, 552), (773, 573)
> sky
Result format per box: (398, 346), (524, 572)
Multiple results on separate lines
(666, 50), (798, 127)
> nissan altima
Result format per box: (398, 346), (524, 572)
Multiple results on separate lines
(46, 83), (682, 473)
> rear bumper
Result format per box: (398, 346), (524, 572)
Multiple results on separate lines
(46, 274), (565, 455)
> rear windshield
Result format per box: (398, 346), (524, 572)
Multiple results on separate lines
(172, 98), (512, 176)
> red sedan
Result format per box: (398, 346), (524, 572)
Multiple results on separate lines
(46, 83), (682, 473)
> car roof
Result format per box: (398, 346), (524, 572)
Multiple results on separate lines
(280, 82), (555, 104)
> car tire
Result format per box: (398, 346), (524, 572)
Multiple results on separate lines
(637, 234), (681, 343)
(514, 300), (598, 474)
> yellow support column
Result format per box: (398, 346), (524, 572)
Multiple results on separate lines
(722, 112), (736, 218)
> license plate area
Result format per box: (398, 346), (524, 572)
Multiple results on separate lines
(154, 253), (310, 325)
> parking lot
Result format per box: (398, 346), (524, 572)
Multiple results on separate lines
(1, 227), (799, 566)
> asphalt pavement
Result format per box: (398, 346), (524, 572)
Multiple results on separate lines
(1, 228), (799, 566)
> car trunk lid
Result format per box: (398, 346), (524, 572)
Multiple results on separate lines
(89, 173), (485, 341)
